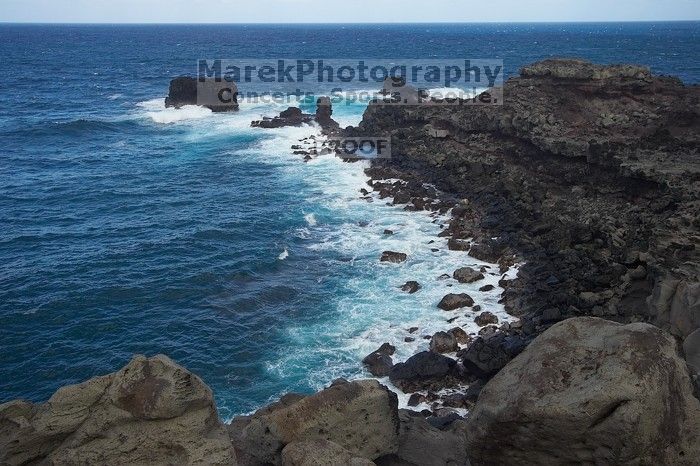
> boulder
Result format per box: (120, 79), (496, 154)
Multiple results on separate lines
(0, 355), (236, 465)
(281, 439), (375, 466)
(429, 332), (458, 353)
(400, 281), (421, 294)
(231, 379), (399, 464)
(165, 76), (238, 112)
(466, 317), (700, 465)
(376, 410), (468, 466)
(381, 251), (408, 263)
(389, 352), (457, 393)
(683, 328), (700, 393)
(363, 343), (396, 377)
(452, 267), (484, 284)
(458, 333), (529, 378)
(474, 311), (499, 327)
(438, 293), (474, 311)
(448, 327), (471, 345)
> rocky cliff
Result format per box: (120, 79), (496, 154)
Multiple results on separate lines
(349, 58), (700, 384)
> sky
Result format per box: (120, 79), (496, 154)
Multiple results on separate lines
(0, 0), (698, 23)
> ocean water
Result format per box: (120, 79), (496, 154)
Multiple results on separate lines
(1, 22), (698, 418)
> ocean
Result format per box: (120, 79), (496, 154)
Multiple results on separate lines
(1, 22), (698, 418)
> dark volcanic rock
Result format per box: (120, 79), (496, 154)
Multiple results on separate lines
(316, 96), (340, 133)
(381, 251), (408, 263)
(351, 57), (700, 377)
(458, 333), (530, 379)
(429, 331), (458, 353)
(474, 311), (499, 327)
(389, 351), (458, 393)
(252, 106), (314, 128)
(453, 266), (485, 283)
(362, 343), (396, 377)
(400, 281), (421, 293)
(438, 293), (474, 311)
(165, 76), (238, 112)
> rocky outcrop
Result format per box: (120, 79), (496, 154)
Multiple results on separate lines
(166, 76), (239, 112)
(363, 343), (396, 377)
(0, 354), (236, 465)
(315, 96), (340, 133)
(388, 352), (458, 393)
(252, 106), (314, 128)
(376, 410), (469, 466)
(352, 57), (700, 380)
(230, 379), (399, 465)
(466, 317), (700, 465)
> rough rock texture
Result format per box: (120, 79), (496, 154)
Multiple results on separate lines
(437, 293), (474, 310)
(363, 343), (396, 377)
(230, 379), (399, 465)
(381, 251), (408, 263)
(351, 57), (700, 377)
(474, 311), (499, 327)
(429, 331), (459, 353)
(315, 96), (341, 133)
(166, 76), (239, 112)
(252, 106), (314, 128)
(466, 317), (700, 465)
(0, 354), (236, 465)
(375, 410), (468, 466)
(453, 266), (484, 283)
(389, 352), (458, 393)
(400, 281), (421, 293)
(281, 440), (375, 466)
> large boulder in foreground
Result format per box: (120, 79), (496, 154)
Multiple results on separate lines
(231, 379), (399, 464)
(0, 354), (235, 465)
(282, 439), (374, 466)
(165, 76), (239, 112)
(466, 317), (700, 465)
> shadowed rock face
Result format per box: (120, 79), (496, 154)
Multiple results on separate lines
(0, 354), (236, 465)
(466, 317), (700, 465)
(165, 76), (239, 112)
(351, 58), (700, 374)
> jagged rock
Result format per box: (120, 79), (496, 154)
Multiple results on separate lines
(375, 410), (468, 466)
(252, 106), (313, 128)
(231, 379), (399, 464)
(453, 266), (484, 283)
(438, 293), (474, 311)
(316, 96), (340, 133)
(281, 439), (375, 466)
(165, 76), (238, 112)
(381, 251), (408, 263)
(0, 355), (236, 465)
(429, 331), (458, 353)
(448, 327), (471, 345)
(389, 352), (457, 393)
(458, 333), (529, 378)
(400, 281), (421, 293)
(466, 317), (700, 465)
(363, 343), (396, 377)
(474, 311), (499, 327)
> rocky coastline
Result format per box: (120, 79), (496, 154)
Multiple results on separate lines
(2, 59), (699, 465)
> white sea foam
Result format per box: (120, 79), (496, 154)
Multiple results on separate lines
(137, 98), (213, 124)
(278, 248), (289, 260)
(304, 213), (317, 226)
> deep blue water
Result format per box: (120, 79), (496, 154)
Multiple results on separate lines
(1, 22), (698, 417)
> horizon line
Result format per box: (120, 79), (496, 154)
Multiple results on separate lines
(1, 20), (699, 25)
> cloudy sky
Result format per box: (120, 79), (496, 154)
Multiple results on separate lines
(1, 0), (698, 23)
